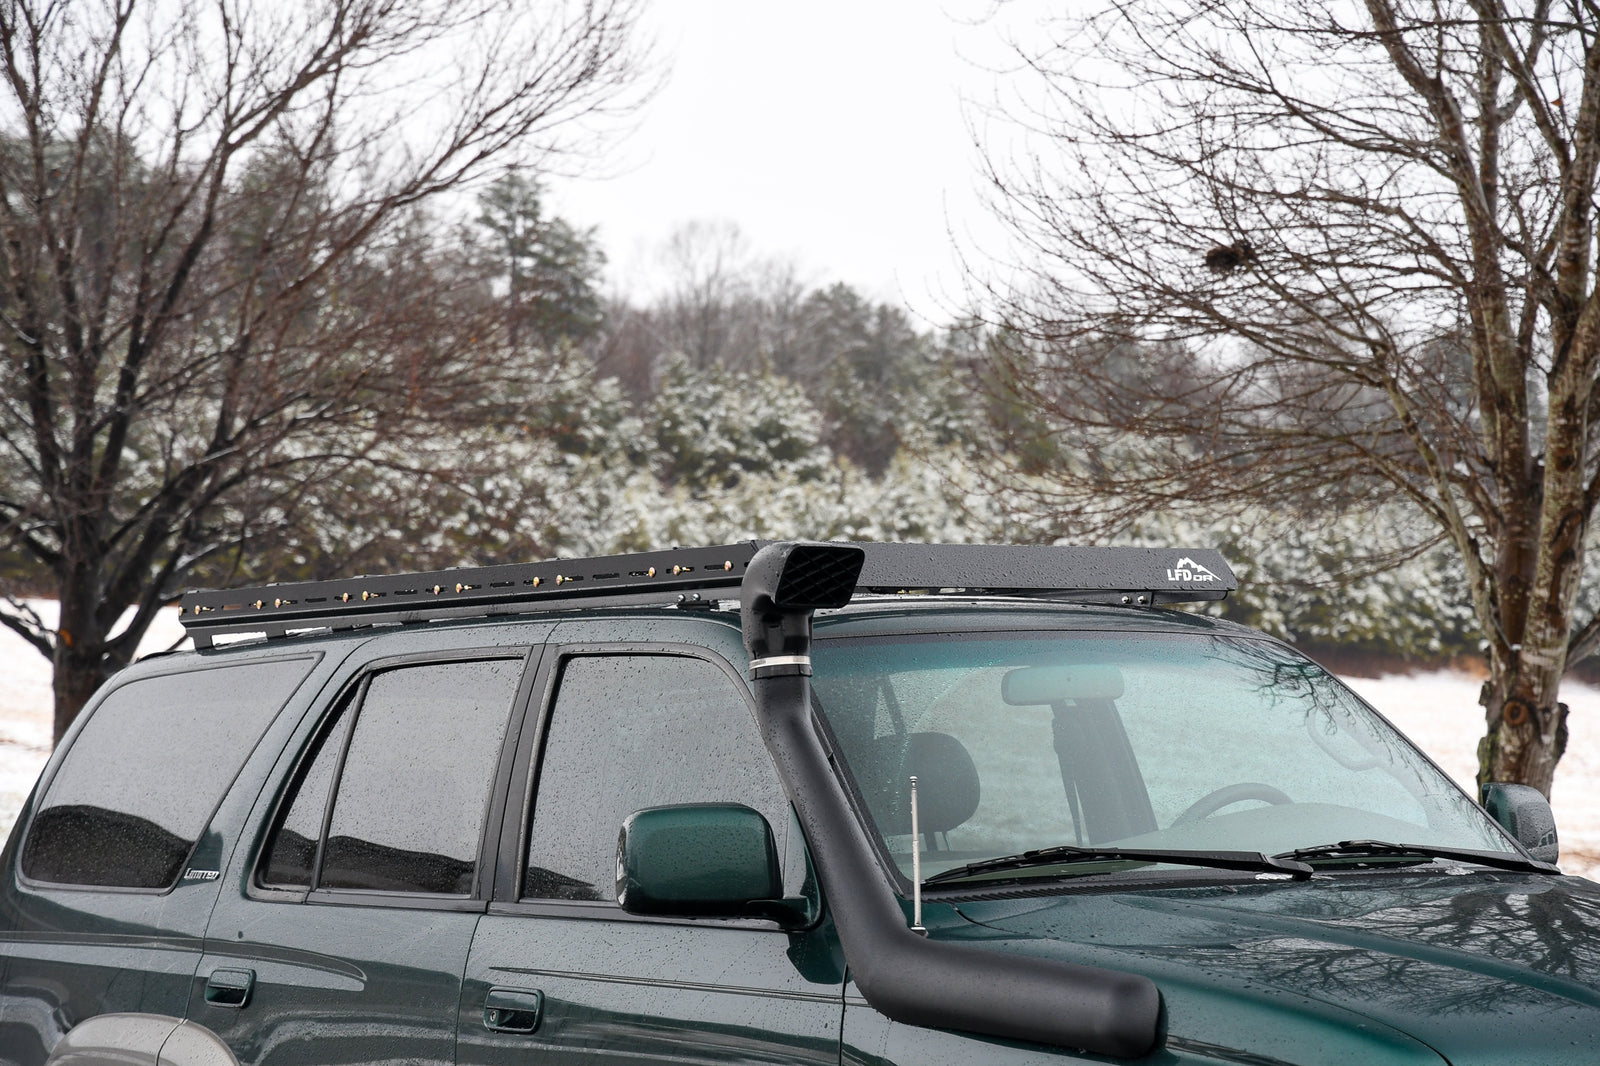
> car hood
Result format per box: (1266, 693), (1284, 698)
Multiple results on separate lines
(947, 870), (1600, 1065)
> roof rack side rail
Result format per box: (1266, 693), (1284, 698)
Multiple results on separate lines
(179, 542), (765, 647)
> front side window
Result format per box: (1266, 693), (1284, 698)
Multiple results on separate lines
(810, 632), (1510, 884)
(260, 657), (522, 896)
(523, 654), (793, 902)
(23, 657), (316, 889)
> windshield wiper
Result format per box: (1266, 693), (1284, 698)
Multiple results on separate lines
(922, 845), (1314, 886)
(1275, 840), (1559, 875)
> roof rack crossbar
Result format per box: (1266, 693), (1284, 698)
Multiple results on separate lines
(179, 541), (1235, 645)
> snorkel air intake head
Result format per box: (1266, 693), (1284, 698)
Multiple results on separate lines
(741, 541), (863, 678)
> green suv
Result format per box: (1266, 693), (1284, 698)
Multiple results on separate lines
(1, 541), (1594, 1066)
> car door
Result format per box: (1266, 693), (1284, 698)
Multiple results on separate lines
(0, 652), (322, 1066)
(458, 619), (845, 1066)
(190, 639), (542, 1066)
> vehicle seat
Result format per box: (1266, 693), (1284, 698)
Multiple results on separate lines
(861, 732), (980, 840)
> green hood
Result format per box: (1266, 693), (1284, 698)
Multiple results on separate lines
(948, 870), (1600, 1065)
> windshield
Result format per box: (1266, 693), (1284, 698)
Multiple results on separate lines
(809, 629), (1512, 883)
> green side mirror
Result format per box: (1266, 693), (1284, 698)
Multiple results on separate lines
(1481, 782), (1559, 864)
(617, 804), (801, 922)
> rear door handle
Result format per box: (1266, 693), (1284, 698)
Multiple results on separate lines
(204, 967), (255, 1008)
(483, 987), (542, 1033)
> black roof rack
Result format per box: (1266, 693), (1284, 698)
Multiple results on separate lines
(179, 541), (1235, 647)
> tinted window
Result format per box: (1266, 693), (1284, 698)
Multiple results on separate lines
(259, 699), (354, 888)
(524, 655), (788, 902)
(22, 657), (315, 888)
(319, 659), (521, 895)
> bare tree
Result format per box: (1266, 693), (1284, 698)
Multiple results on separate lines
(975, 0), (1600, 793)
(0, 0), (645, 741)
(587, 221), (807, 397)
(654, 220), (805, 373)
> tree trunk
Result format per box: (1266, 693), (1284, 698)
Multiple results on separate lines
(1478, 581), (1574, 798)
(50, 568), (122, 745)
(51, 645), (108, 746)
(1479, 684), (1570, 797)
(1475, 533), (1581, 798)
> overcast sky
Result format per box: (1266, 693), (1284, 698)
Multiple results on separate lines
(546, 0), (1020, 323)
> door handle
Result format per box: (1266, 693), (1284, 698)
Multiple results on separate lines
(483, 987), (542, 1033)
(204, 967), (256, 1008)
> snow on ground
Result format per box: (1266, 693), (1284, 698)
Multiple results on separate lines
(0, 604), (1595, 878)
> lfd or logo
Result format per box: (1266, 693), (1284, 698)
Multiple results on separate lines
(1167, 557), (1219, 582)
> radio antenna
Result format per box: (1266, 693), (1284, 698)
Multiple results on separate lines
(910, 775), (927, 935)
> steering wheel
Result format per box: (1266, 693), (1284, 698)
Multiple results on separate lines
(1171, 782), (1293, 827)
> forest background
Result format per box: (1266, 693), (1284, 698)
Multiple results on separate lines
(0, 170), (1505, 666)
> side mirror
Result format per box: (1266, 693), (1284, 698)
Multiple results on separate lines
(616, 804), (808, 925)
(1481, 782), (1559, 864)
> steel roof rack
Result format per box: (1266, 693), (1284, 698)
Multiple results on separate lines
(179, 541), (1235, 647)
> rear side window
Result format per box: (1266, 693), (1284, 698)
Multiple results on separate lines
(261, 657), (523, 897)
(22, 657), (316, 889)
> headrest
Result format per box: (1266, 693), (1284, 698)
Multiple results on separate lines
(1002, 664), (1124, 705)
(860, 732), (980, 836)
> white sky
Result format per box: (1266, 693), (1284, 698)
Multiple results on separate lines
(546, 0), (1020, 323)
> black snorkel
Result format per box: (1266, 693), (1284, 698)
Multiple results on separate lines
(740, 541), (1162, 1059)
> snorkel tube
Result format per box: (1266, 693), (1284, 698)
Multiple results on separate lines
(740, 541), (1162, 1059)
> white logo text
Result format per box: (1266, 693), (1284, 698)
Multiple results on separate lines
(1167, 556), (1220, 583)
